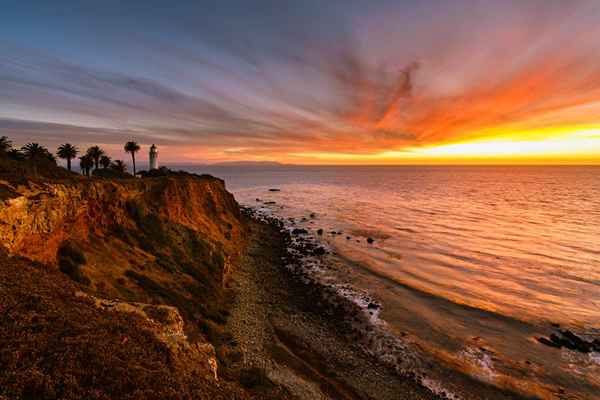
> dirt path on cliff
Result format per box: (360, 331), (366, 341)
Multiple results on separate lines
(220, 220), (439, 400)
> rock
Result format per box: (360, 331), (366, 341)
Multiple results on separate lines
(346, 236), (351, 240)
(292, 228), (308, 235)
(537, 337), (561, 349)
(310, 213), (316, 218)
(313, 247), (326, 256)
(560, 330), (592, 353)
(317, 229), (324, 235)
(537, 330), (596, 353)
(367, 302), (379, 310)
(268, 188), (281, 192)
(255, 198), (261, 202)
(367, 238), (375, 244)
(264, 201), (276, 205)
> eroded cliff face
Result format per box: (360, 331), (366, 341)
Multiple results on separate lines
(0, 175), (242, 267)
(0, 173), (254, 399)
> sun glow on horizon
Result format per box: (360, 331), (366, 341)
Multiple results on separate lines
(282, 127), (600, 165)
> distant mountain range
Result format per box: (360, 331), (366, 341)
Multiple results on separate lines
(207, 161), (288, 167)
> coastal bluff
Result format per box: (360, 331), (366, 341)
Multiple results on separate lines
(0, 171), (266, 399)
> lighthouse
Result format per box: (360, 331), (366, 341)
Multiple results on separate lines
(149, 144), (158, 170)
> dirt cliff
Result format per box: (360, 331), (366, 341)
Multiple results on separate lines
(0, 172), (265, 399)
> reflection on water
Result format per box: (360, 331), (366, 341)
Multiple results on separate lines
(191, 165), (600, 399)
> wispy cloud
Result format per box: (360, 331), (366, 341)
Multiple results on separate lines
(2, 0), (600, 163)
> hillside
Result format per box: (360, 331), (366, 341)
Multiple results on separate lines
(0, 164), (273, 399)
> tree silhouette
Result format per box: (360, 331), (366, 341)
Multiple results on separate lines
(79, 154), (94, 177)
(124, 141), (140, 176)
(22, 143), (50, 160)
(99, 155), (111, 169)
(0, 136), (12, 154)
(7, 149), (24, 161)
(22, 143), (54, 176)
(86, 146), (105, 170)
(110, 159), (127, 173)
(57, 143), (79, 171)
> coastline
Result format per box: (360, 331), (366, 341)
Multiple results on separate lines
(219, 215), (439, 400)
(0, 166), (586, 399)
(217, 208), (527, 400)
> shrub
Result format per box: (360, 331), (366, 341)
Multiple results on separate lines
(57, 241), (89, 285)
(239, 367), (268, 389)
(57, 241), (86, 265)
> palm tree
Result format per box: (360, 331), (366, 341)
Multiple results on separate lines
(99, 155), (111, 169)
(22, 143), (49, 160)
(79, 154), (94, 177)
(124, 141), (140, 176)
(86, 146), (105, 170)
(0, 136), (12, 154)
(7, 149), (24, 161)
(110, 159), (127, 173)
(22, 143), (52, 176)
(57, 143), (79, 171)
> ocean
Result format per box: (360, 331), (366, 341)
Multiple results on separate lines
(187, 165), (600, 399)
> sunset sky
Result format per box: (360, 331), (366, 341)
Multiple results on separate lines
(2, 0), (600, 165)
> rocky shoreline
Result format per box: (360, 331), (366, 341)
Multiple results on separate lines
(227, 206), (525, 400)
(218, 211), (440, 400)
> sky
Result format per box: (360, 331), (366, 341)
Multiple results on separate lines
(2, 0), (600, 165)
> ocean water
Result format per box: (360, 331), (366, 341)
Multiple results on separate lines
(191, 165), (600, 399)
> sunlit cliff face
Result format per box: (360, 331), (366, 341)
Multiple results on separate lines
(1, 0), (600, 164)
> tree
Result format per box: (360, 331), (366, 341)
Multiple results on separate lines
(21, 143), (54, 176)
(124, 141), (140, 176)
(0, 136), (12, 154)
(79, 154), (94, 177)
(22, 143), (50, 160)
(86, 146), (105, 170)
(7, 149), (24, 161)
(57, 143), (79, 171)
(110, 159), (127, 173)
(99, 155), (111, 169)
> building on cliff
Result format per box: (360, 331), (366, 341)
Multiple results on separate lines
(149, 144), (158, 170)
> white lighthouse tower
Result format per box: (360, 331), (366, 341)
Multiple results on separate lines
(149, 144), (158, 170)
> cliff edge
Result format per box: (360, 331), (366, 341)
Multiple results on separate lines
(0, 171), (264, 400)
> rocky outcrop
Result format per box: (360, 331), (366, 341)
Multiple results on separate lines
(76, 291), (220, 381)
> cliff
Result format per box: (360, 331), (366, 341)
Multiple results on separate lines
(0, 172), (261, 399)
